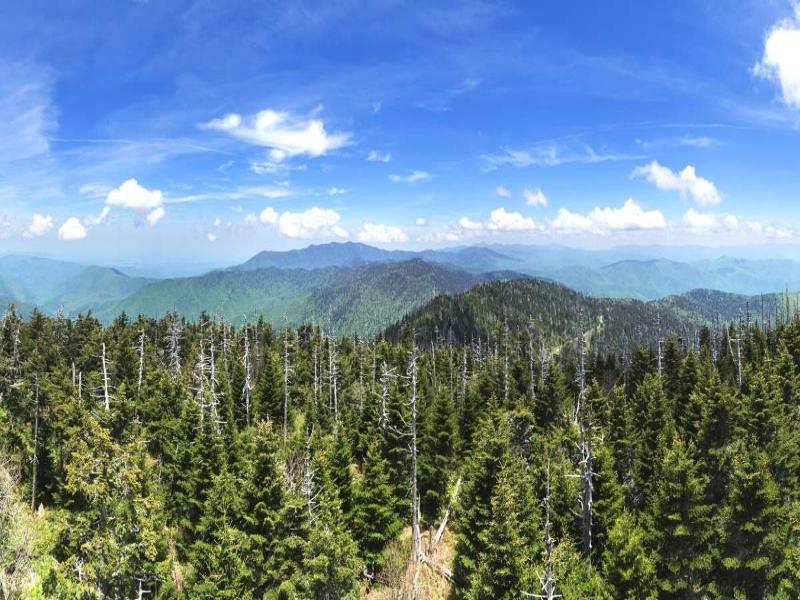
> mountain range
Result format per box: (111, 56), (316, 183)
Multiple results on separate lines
(2, 242), (799, 338)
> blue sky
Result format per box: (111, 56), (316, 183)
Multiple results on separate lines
(1, 0), (799, 267)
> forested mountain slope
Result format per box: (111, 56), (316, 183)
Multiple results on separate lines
(548, 256), (800, 300)
(97, 259), (513, 335)
(653, 287), (800, 323)
(1, 302), (799, 598)
(386, 278), (701, 356)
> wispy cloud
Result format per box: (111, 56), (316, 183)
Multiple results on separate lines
(482, 142), (641, 170)
(202, 107), (351, 161)
(367, 149), (391, 162)
(389, 170), (431, 183)
(0, 61), (56, 162)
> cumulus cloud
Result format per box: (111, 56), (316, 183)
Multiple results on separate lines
(58, 217), (87, 241)
(389, 170), (430, 183)
(523, 187), (548, 208)
(356, 221), (409, 243)
(259, 207), (279, 225)
(681, 209), (755, 234)
(458, 216), (483, 231)
(104, 178), (166, 226)
(367, 150), (392, 162)
(107, 178), (162, 209)
(259, 206), (348, 239)
(495, 185), (511, 198)
(244, 213), (258, 225)
(202, 108), (350, 159)
(25, 214), (53, 237)
(487, 208), (538, 231)
(457, 209), (537, 234)
(753, 5), (800, 109)
(682, 208), (720, 230)
(415, 217), (428, 226)
(631, 161), (722, 206)
(550, 199), (666, 234)
(207, 232), (217, 242)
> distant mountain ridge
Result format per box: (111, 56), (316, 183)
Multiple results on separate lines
(3, 244), (800, 338)
(96, 259), (518, 336)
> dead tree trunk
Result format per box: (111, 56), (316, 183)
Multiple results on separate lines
(31, 374), (40, 511)
(167, 315), (181, 381)
(282, 327), (292, 444)
(101, 342), (111, 412)
(408, 340), (421, 600)
(523, 462), (560, 599)
(242, 328), (253, 427)
(576, 315), (593, 558)
(137, 329), (145, 395)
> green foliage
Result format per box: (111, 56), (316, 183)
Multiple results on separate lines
(600, 512), (658, 600)
(1, 298), (799, 599)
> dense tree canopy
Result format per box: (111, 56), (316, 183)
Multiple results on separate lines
(1, 304), (799, 598)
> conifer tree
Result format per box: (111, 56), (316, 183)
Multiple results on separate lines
(650, 437), (713, 597)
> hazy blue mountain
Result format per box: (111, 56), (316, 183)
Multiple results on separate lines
(233, 242), (417, 271)
(550, 257), (800, 300)
(42, 266), (153, 315)
(0, 255), (86, 304)
(233, 241), (520, 274)
(98, 259), (515, 335)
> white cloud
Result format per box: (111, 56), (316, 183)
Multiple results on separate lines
(389, 170), (430, 183)
(85, 206), (111, 227)
(367, 149), (392, 162)
(146, 206), (165, 226)
(259, 206), (349, 239)
(244, 212), (257, 225)
(681, 209), (745, 233)
(631, 161), (722, 206)
(249, 160), (307, 175)
(682, 208), (719, 230)
(754, 5), (800, 109)
(550, 209), (593, 233)
(495, 185), (511, 198)
(207, 232), (217, 242)
(458, 216), (483, 231)
(723, 214), (740, 230)
(58, 217), (87, 241)
(523, 187), (548, 208)
(259, 207), (279, 225)
(482, 143), (639, 170)
(328, 187), (349, 195)
(357, 221), (409, 243)
(550, 199), (666, 234)
(0, 61), (56, 162)
(24, 214), (53, 237)
(202, 108), (350, 159)
(79, 183), (111, 198)
(242, 185), (292, 200)
(487, 208), (538, 231)
(415, 217), (428, 226)
(103, 178), (167, 226)
(213, 217), (222, 227)
(107, 178), (163, 209)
